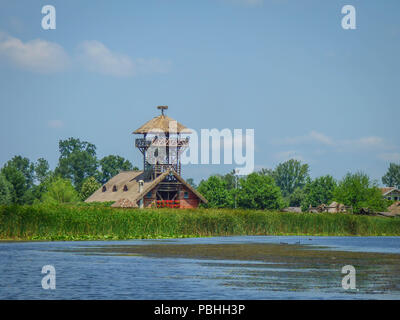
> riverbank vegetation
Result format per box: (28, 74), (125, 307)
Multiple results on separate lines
(1, 204), (399, 241)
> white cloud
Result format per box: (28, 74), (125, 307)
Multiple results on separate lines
(341, 136), (386, 149)
(0, 33), (170, 77)
(48, 120), (64, 128)
(308, 131), (335, 146)
(0, 32), (69, 73)
(77, 40), (134, 77)
(275, 131), (334, 146)
(378, 153), (400, 162)
(273, 131), (400, 164)
(275, 131), (393, 151)
(77, 40), (171, 77)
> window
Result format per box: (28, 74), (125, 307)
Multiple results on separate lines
(146, 191), (152, 198)
(394, 197), (398, 201)
(184, 191), (189, 199)
(102, 186), (107, 192)
(123, 185), (128, 192)
(387, 197), (391, 200)
(112, 185), (117, 192)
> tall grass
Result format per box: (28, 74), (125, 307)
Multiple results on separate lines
(0, 204), (399, 240)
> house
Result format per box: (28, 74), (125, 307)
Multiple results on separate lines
(85, 106), (208, 208)
(381, 187), (400, 201)
(85, 169), (207, 208)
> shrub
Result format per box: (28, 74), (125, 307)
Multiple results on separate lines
(80, 177), (101, 200)
(41, 177), (80, 204)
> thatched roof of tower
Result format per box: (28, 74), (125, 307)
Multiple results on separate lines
(133, 114), (191, 134)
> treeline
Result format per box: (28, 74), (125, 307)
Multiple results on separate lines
(0, 138), (138, 205)
(197, 159), (399, 213)
(1, 137), (399, 214)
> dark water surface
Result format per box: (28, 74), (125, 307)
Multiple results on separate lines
(1, 236), (400, 299)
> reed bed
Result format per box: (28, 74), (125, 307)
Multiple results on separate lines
(0, 204), (399, 240)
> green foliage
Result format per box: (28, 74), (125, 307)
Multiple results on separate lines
(98, 155), (137, 184)
(257, 168), (274, 177)
(80, 177), (101, 200)
(198, 176), (234, 208)
(216, 170), (237, 190)
(34, 158), (51, 184)
(273, 159), (309, 197)
(3, 156), (35, 189)
(0, 141), (138, 204)
(0, 155), (37, 204)
(237, 173), (285, 210)
(301, 175), (337, 211)
(0, 174), (13, 205)
(59, 137), (97, 158)
(41, 177), (80, 204)
(288, 187), (306, 207)
(382, 163), (400, 189)
(334, 172), (388, 213)
(1, 165), (27, 204)
(55, 138), (98, 191)
(30, 172), (58, 201)
(1, 205), (399, 241)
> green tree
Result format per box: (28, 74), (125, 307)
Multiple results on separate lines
(0, 156), (35, 204)
(97, 155), (136, 184)
(215, 170), (238, 190)
(0, 165), (27, 204)
(3, 156), (35, 189)
(288, 187), (306, 207)
(0, 174), (13, 205)
(273, 159), (309, 197)
(55, 138), (98, 191)
(334, 172), (388, 213)
(198, 176), (234, 208)
(237, 173), (285, 210)
(80, 177), (101, 200)
(34, 158), (51, 184)
(41, 177), (80, 204)
(382, 163), (400, 189)
(301, 175), (337, 211)
(257, 168), (274, 177)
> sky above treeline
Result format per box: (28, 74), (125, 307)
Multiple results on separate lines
(0, 0), (399, 184)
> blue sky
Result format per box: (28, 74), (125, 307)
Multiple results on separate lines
(0, 0), (399, 184)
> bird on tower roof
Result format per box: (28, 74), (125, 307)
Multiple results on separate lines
(133, 106), (191, 134)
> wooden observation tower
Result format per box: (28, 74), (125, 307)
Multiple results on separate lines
(85, 106), (207, 208)
(133, 106), (193, 203)
(134, 106), (191, 178)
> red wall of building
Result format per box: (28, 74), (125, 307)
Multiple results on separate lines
(178, 187), (200, 208)
(141, 186), (201, 209)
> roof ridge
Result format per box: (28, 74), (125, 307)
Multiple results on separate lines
(133, 114), (191, 134)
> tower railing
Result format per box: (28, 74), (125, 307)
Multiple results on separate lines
(135, 137), (189, 148)
(154, 163), (180, 176)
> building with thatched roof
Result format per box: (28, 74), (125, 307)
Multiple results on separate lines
(381, 187), (400, 201)
(86, 106), (207, 208)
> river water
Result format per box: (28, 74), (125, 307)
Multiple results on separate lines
(1, 236), (399, 299)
